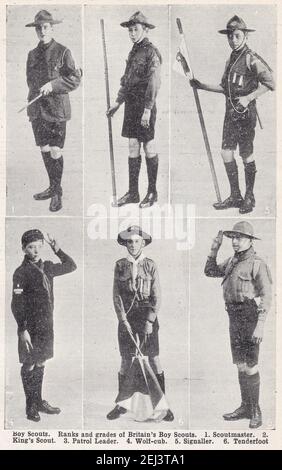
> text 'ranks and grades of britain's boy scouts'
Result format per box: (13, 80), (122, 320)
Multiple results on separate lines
(107, 226), (174, 422)
(204, 221), (272, 429)
(191, 16), (275, 214)
(107, 12), (162, 209)
(11, 229), (77, 422)
(25, 10), (81, 212)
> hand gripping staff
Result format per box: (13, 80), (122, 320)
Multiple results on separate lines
(100, 19), (118, 207)
(176, 18), (222, 204)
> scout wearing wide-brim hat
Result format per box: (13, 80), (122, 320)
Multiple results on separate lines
(223, 221), (260, 240)
(218, 15), (255, 35)
(21, 229), (44, 248)
(117, 225), (152, 246)
(120, 11), (155, 29)
(25, 10), (62, 27)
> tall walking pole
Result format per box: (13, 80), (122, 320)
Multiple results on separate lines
(100, 19), (118, 206)
(176, 18), (222, 203)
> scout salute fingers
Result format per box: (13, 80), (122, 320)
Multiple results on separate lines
(25, 10), (82, 212)
(204, 221), (272, 428)
(11, 229), (77, 422)
(107, 12), (162, 208)
(191, 16), (275, 214)
(107, 226), (174, 421)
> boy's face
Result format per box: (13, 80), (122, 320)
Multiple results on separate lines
(227, 29), (246, 50)
(128, 23), (146, 43)
(126, 234), (145, 258)
(231, 234), (252, 253)
(35, 22), (53, 44)
(23, 240), (44, 262)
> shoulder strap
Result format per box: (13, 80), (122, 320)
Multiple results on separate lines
(247, 49), (273, 72)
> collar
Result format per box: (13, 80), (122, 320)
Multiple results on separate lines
(230, 43), (248, 59)
(126, 252), (145, 265)
(38, 38), (55, 51)
(132, 37), (149, 51)
(233, 246), (255, 262)
(23, 255), (43, 266)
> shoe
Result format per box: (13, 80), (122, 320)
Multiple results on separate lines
(117, 192), (140, 207)
(163, 409), (174, 421)
(38, 400), (61, 415)
(26, 403), (40, 422)
(49, 194), (62, 212)
(223, 403), (250, 421)
(249, 405), (262, 428)
(139, 191), (158, 209)
(213, 195), (243, 210)
(106, 405), (127, 420)
(239, 194), (255, 214)
(33, 187), (54, 201)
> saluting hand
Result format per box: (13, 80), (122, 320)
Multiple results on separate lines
(45, 233), (60, 253)
(211, 230), (223, 252)
(40, 82), (53, 96)
(141, 109), (151, 128)
(107, 102), (120, 117)
(19, 330), (33, 354)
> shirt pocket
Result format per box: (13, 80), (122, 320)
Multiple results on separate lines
(139, 273), (152, 297)
(237, 273), (252, 295)
(118, 271), (133, 292)
(133, 58), (147, 78)
(48, 58), (63, 80)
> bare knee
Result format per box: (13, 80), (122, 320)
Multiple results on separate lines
(143, 140), (157, 158)
(245, 364), (258, 375)
(128, 139), (141, 158)
(241, 154), (254, 164)
(36, 361), (46, 368)
(221, 149), (234, 163)
(50, 146), (63, 159)
(22, 361), (35, 372)
(236, 363), (246, 373)
(40, 145), (50, 153)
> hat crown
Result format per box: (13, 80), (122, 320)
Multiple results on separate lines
(231, 221), (254, 237)
(128, 11), (148, 25)
(34, 10), (53, 23)
(21, 229), (44, 247)
(226, 15), (247, 31)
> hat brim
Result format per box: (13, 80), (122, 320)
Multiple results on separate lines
(120, 20), (155, 29)
(25, 20), (62, 27)
(223, 230), (260, 240)
(218, 28), (255, 34)
(118, 229), (152, 246)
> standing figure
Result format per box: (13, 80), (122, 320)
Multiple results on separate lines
(107, 12), (162, 208)
(25, 10), (81, 212)
(11, 229), (77, 422)
(107, 226), (174, 421)
(204, 221), (272, 428)
(191, 16), (275, 214)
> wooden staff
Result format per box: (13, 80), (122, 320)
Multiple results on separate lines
(176, 18), (222, 204)
(18, 92), (43, 113)
(100, 19), (118, 207)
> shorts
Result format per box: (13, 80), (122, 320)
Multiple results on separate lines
(18, 326), (54, 364)
(226, 300), (259, 367)
(118, 309), (159, 358)
(122, 93), (157, 142)
(222, 103), (257, 158)
(31, 118), (66, 148)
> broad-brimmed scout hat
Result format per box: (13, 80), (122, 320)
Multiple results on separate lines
(21, 229), (44, 247)
(218, 15), (255, 35)
(120, 11), (155, 29)
(223, 221), (260, 240)
(25, 10), (62, 27)
(117, 226), (152, 246)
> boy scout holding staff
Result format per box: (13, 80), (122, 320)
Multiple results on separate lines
(107, 226), (174, 421)
(25, 10), (81, 212)
(204, 221), (272, 428)
(191, 16), (275, 214)
(107, 12), (162, 208)
(11, 229), (77, 422)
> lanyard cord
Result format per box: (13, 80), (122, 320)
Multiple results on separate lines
(227, 47), (248, 115)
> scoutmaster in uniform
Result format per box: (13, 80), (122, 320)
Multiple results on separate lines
(204, 221), (272, 428)
(191, 16), (275, 214)
(107, 12), (162, 208)
(11, 229), (77, 422)
(107, 226), (174, 421)
(25, 10), (82, 212)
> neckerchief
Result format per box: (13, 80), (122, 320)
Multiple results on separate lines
(126, 252), (144, 290)
(27, 257), (52, 304)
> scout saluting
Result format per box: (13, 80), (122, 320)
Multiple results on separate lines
(107, 12), (162, 208)
(191, 16), (275, 214)
(11, 230), (77, 422)
(204, 222), (272, 428)
(107, 226), (174, 421)
(25, 10), (81, 212)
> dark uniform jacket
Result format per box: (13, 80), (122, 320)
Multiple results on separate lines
(113, 256), (161, 324)
(26, 39), (81, 122)
(204, 246), (272, 321)
(221, 45), (275, 113)
(116, 38), (162, 110)
(11, 249), (77, 362)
